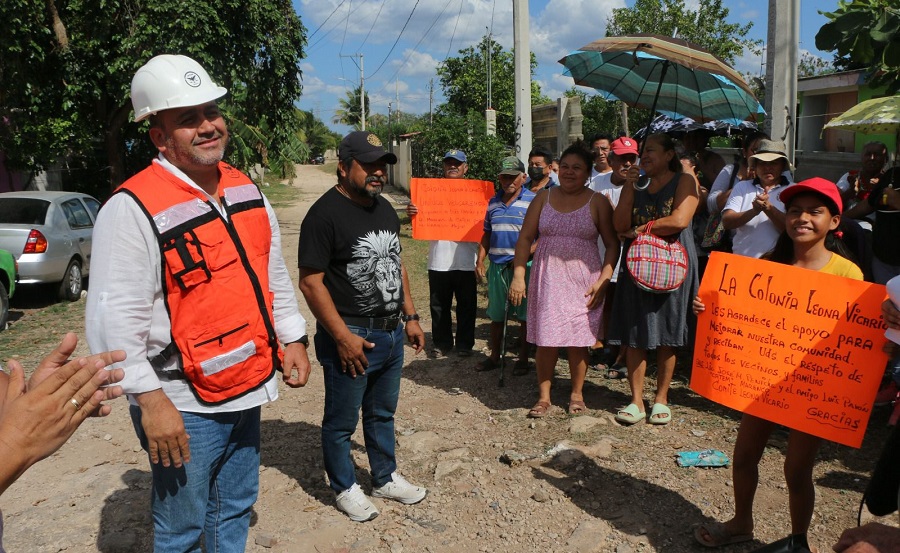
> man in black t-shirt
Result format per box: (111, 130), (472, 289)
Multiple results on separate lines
(298, 131), (426, 522)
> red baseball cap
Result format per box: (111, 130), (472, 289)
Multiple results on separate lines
(779, 177), (843, 213)
(610, 137), (639, 156)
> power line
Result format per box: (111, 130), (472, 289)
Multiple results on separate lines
(307, 1), (346, 41)
(367, 0), (420, 79)
(307, 2), (367, 52)
(339, 0), (352, 55)
(359, 0), (386, 51)
(373, 0), (453, 97)
(445, 0), (465, 60)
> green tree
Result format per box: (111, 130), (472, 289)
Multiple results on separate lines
(413, 110), (508, 182)
(0, 0), (306, 194)
(437, 35), (549, 146)
(816, 1), (900, 94)
(798, 52), (835, 78)
(332, 86), (370, 130)
(606, 0), (760, 65)
(297, 110), (340, 158)
(367, 112), (427, 148)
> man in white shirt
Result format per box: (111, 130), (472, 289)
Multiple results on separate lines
(588, 133), (613, 188)
(406, 150), (478, 356)
(85, 54), (310, 553)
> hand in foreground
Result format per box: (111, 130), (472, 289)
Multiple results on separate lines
(833, 522), (900, 553)
(405, 320), (425, 354)
(882, 299), (900, 330)
(282, 342), (311, 388)
(584, 278), (607, 310)
(0, 348), (125, 490)
(26, 333), (122, 416)
(135, 389), (190, 468)
(475, 261), (487, 283)
(508, 278), (527, 307)
(336, 333), (374, 378)
(692, 295), (706, 315)
(406, 203), (418, 217)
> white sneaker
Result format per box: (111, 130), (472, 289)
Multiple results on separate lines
(372, 472), (428, 505)
(335, 483), (379, 522)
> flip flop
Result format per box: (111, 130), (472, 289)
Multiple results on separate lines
(605, 363), (627, 379)
(693, 522), (753, 548)
(649, 403), (672, 425)
(567, 399), (587, 415)
(528, 401), (551, 418)
(615, 403), (645, 425)
(475, 358), (498, 372)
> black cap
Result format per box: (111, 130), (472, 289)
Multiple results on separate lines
(338, 131), (398, 164)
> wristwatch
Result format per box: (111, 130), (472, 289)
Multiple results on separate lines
(286, 335), (309, 347)
(402, 313), (420, 322)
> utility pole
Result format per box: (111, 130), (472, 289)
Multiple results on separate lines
(512, 0), (531, 161)
(765, 0), (798, 164)
(341, 53), (366, 130)
(429, 79), (434, 126)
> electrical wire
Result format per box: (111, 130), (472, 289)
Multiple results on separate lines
(339, 0), (352, 55)
(307, 0), (346, 41)
(445, 0), (465, 59)
(367, 0), (420, 79)
(359, 0), (386, 51)
(372, 0), (453, 97)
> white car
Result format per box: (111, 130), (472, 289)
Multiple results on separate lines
(0, 191), (100, 301)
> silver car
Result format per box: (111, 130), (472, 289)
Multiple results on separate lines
(0, 191), (100, 301)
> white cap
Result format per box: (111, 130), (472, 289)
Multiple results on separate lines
(131, 54), (227, 122)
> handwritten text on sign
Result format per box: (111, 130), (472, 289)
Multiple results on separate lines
(411, 178), (494, 242)
(691, 252), (887, 448)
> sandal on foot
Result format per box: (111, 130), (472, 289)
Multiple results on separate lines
(512, 360), (531, 376)
(615, 403), (645, 425)
(567, 399), (587, 415)
(693, 522), (753, 548)
(649, 403), (672, 425)
(475, 358), (498, 372)
(750, 534), (813, 553)
(528, 401), (551, 418)
(605, 363), (627, 379)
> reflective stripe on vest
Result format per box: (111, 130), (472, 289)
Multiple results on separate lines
(117, 162), (282, 404)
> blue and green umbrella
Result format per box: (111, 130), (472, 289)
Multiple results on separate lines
(559, 34), (764, 129)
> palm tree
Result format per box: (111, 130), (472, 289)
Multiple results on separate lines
(332, 86), (370, 130)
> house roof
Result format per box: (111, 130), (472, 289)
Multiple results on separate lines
(798, 70), (867, 95)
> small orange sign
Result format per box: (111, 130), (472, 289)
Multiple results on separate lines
(691, 252), (888, 448)
(410, 178), (495, 242)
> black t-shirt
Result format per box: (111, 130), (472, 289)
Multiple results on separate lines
(298, 187), (404, 317)
(867, 168), (900, 265)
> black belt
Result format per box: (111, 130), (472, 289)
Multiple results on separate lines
(341, 315), (401, 331)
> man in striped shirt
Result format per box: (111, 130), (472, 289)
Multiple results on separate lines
(475, 156), (536, 373)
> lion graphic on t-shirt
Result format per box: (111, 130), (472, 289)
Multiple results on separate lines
(347, 230), (402, 313)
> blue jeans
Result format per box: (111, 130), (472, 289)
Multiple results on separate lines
(315, 322), (404, 493)
(130, 405), (261, 553)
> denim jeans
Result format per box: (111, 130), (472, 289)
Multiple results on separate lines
(130, 405), (261, 553)
(315, 321), (404, 493)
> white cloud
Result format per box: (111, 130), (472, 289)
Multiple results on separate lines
(391, 50), (440, 78)
(299, 62), (315, 73)
(530, 0), (625, 66)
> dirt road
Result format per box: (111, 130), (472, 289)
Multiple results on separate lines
(1, 164), (896, 553)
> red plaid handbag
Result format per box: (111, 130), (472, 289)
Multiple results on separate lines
(625, 220), (688, 293)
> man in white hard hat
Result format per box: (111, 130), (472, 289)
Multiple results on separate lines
(86, 54), (310, 552)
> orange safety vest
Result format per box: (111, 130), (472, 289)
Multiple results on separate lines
(117, 161), (282, 404)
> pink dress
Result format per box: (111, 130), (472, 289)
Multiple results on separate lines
(526, 190), (603, 347)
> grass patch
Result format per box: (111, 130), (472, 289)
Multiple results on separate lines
(259, 179), (301, 207)
(0, 297), (86, 372)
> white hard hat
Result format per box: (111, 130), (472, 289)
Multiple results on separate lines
(131, 54), (228, 122)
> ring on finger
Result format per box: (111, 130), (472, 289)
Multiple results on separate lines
(70, 397), (81, 410)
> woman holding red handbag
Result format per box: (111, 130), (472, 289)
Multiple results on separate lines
(608, 133), (699, 425)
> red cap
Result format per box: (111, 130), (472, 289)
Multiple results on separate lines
(779, 177), (843, 213)
(610, 137), (639, 156)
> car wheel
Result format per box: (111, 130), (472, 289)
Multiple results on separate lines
(0, 284), (8, 331)
(59, 259), (83, 302)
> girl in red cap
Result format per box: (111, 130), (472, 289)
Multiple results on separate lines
(693, 177), (862, 553)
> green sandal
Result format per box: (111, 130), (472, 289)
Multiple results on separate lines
(615, 403), (645, 425)
(649, 403), (672, 425)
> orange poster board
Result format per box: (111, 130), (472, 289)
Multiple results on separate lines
(410, 178), (495, 242)
(691, 252), (888, 448)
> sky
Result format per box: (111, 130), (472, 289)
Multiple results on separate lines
(294, 0), (837, 134)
